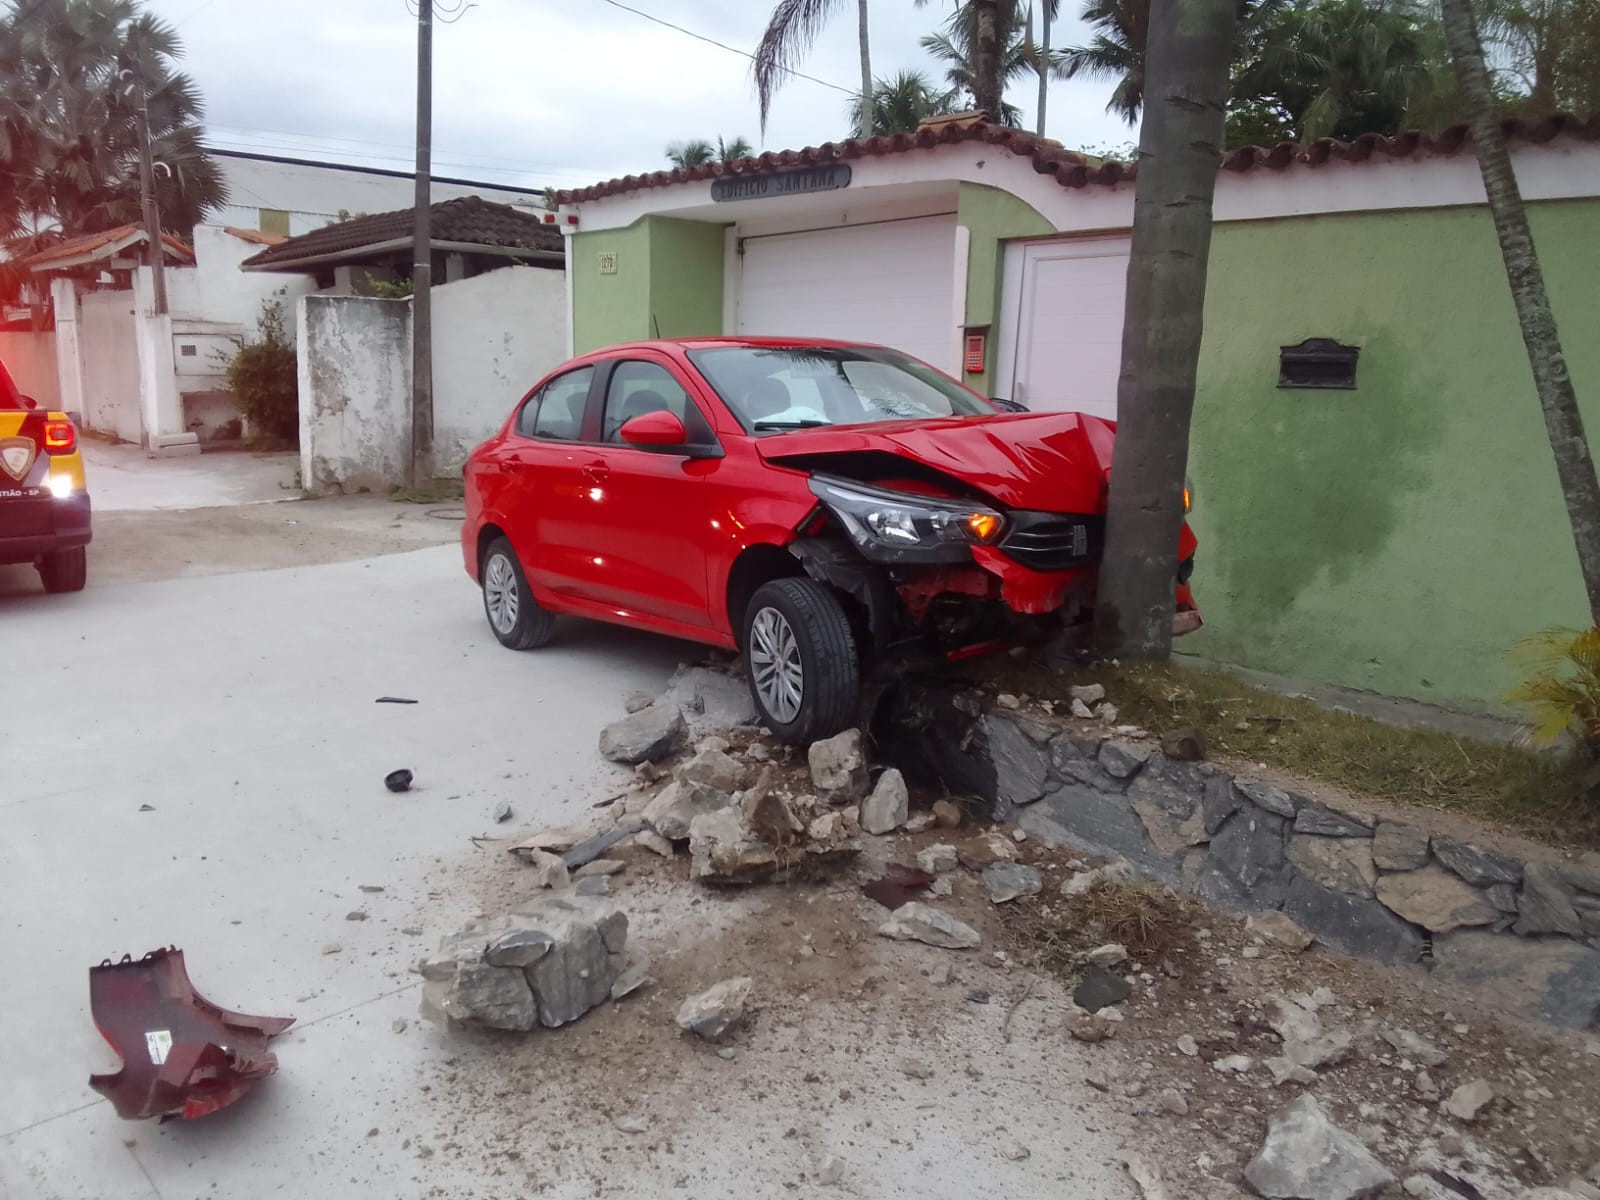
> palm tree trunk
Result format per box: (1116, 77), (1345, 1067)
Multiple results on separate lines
(857, 0), (873, 138)
(1036, 1), (1052, 136)
(972, 0), (1002, 120)
(1094, 0), (1237, 659)
(1441, 0), (1600, 627)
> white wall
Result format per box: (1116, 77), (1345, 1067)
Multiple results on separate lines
(431, 266), (566, 472)
(168, 226), (316, 335)
(298, 266), (566, 493)
(0, 332), (60, 409)
(298, 294), (411, 496)
(214, 152), (543, 237)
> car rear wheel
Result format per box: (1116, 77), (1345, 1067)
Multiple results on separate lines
(481, 537), (554, 650)
(38, 547), (86, 594)
(743, 577), (858, 744)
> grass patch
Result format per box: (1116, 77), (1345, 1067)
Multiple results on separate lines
(993, 659), (1599, 849)
(390, 478), (464, 504)
(1004, 881), (1200, 983)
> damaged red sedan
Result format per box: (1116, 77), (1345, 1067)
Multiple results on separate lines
(462, 338), (1199, 742)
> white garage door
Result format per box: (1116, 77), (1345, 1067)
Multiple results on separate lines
(737, 215), (958, 372)
(1006, 236), (1131, 419)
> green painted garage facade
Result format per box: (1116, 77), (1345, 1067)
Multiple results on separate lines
(555, 119), (1600, 714)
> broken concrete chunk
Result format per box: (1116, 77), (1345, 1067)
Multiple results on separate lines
(643, 779), (735, 841)
(1444, 1078), (1494, 1121)
(484, 929), (556, 968)
(1213, 1054), (1255, 1074)
(1085, 943), (1129, 969)
(1067, 1009), (1116, 1042)
(676, 976), (753, 1041)
(437, 963), (538, 1032)
(931, 799), (963, 829)
(905, 812), (937, 834)
(610, 957), (652, 1002)
(743, 771), (804, 845)
(517, 849), (572, 891)
(877, 902), (981, 949)
(623, 690), (654, 714)
(677, 747), (749, 793)
(1060, 858), (1135, 897)
(574, 859), (624, 879)
(958, 830), (1019, 870)
(1244, 1095), (1395, 1200)
(1070, 698), (1096, 719)
(1266, 1056), (1318, 1086)
(1380, 1025), (1445, 1067)
(861, 768), (910, 835)
(1284, 1030), (1353, 1070)
(493, 800), (513, 824)
(917, 843), (961, 875)
(1069, 683), (1106, 705)
(509, 828), (586, 856)
(1375, 865), (1499, 933)
(599, 704), (687, 765)
(982, 861), (1042, 903)
(1266, 996), (1324, 1046)
(689, 807), (780, 885)
(808, 729), (868, 801)
(1246, 912), (1315, 951)
(631, 829), (676, 858)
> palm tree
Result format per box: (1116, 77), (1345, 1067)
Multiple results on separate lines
(666, 136), (756, 168)
(921, 0), (1061, 127)
(754, 0), (1015, 137)
(846, 70), (960, 135)
(1440, 0), (1600, 626)
(1057, 0), (1150, 123)
(1232, 0), (1441, 142)
(0, 0), (224, 240)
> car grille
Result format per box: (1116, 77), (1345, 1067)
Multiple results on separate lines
(997, 512), (1105, 571)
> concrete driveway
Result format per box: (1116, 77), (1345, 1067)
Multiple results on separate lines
(0, 546), (687, 1199)
(82, 442), (299, 512)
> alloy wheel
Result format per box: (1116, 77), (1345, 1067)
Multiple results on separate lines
(749, 605), (804, 724)
(484, 552), (520, 635)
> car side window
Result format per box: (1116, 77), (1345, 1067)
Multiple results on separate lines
(601, 361), (697, 444)
(517, 366), (594, 441)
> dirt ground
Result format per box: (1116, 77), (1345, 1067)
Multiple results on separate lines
(85, 497), (462, 586)
(410, 729), (1600, 1200)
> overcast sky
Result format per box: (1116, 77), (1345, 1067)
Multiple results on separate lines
(140, 0), (1136, 193)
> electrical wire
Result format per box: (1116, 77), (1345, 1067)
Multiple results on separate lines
(593, 0), (855, 96)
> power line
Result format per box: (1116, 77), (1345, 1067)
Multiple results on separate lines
(204, 123), (596, 179)
(594, 0), (855, 97)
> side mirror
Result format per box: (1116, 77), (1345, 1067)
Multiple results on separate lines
(21, 395), (38, 411)
(619, 410), (688, 448)
(991, 396), (1028, 413)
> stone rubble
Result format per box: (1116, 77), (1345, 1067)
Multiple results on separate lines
(982, 861), (1042, 903)
(676, 976), (754, 1041)
(598, 704), (687, 765)
(877, 902), (982, 950)
(916, 843), (961, 875)
(860, 768), (909, 835)
(1443, 1078), (1495, 1122)
(808, 728), (868, 801)
(1244, 1095), (1396, 1200)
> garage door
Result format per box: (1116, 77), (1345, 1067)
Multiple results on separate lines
(736, 215), (958, 371)
(1006, 236), (1131, 419)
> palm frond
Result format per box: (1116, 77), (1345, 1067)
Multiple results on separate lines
(753, 0), (845, 131)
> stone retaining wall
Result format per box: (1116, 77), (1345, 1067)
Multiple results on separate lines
(893, 696), (1600, 1029)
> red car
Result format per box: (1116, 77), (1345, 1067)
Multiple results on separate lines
(462, 338), (1199, 743)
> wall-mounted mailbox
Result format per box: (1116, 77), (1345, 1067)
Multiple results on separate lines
(1279, 337), (1360, 389)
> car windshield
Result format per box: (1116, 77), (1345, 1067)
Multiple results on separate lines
(688, 345), (991, 432)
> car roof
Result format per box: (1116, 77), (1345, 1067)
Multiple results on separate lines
(591, 336), (888, 356)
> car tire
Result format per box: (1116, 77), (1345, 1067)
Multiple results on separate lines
(481, 536), (554, 650)
(38, 547), (87, 594)
(743, 577), (858, 744)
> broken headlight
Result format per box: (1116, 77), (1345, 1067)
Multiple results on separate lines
(808, 475), (1005, 564)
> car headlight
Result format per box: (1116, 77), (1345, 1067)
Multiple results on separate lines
(809, 475), (1005, 563)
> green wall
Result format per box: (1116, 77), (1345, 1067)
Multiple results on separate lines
(571, 217), (725, 352)
(957, 182), (1053, 394)
(1186, 200), (1600, 712)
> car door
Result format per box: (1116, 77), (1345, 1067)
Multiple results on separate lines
(576, 355), (718, 630)
(500, 364), (602, 599)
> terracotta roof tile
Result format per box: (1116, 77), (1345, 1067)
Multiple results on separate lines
(24, 223), (194, 269)
(240, 196), (561, 269)
(556, 112), (1600, 205)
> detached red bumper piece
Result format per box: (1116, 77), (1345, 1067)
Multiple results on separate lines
(88, 948), (294, 1121)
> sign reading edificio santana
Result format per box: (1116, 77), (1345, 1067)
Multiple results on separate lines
(710, 164), (852, 202)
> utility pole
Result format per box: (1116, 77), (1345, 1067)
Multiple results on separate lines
(411, 0), (434, 487)
(132, 77), (167, 315)
(1035, 2), (1052, 137)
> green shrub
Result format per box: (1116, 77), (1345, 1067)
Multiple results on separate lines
(226, 300), (299, 445)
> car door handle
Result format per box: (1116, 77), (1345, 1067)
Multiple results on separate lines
(581, 461), (609, 482)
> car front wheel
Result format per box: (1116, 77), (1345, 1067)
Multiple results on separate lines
(481, 536), (554, 650)
(38, 547), (87, 593)
(743, 577), (858, 744)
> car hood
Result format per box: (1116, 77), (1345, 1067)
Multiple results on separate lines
(755, 412), (1116, 511)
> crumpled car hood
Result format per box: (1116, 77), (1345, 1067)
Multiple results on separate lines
(755, 412), (1116, 511)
